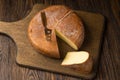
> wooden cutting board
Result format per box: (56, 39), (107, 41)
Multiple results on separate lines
(0, 4), (105, 79)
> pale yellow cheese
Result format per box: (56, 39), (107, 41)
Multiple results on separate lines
(55, 29), (78, 50)
(61, 51), (89, 65)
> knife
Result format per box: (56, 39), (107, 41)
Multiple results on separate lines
(41, 11), (52, 41)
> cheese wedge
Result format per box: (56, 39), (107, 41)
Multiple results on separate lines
(55, 30), (78, 50)
(61, 51), (93, 74)
(28, 5), (84, 58)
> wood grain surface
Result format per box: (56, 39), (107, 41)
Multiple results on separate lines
(0, 0), (119, 80)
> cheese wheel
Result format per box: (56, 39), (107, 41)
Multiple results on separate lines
(28, 5), (84, 58)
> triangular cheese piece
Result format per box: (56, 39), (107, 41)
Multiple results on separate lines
(55, 29), (78, 50)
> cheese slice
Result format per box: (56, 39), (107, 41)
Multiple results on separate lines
(61, 51), (93, 73)
(28, 5), (84, 58)
(61, 51), (89, 65)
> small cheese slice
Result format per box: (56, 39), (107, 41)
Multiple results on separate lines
(61, 51), (93, 73)
(61, 51), (89, 65)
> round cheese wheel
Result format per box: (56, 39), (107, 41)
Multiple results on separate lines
(28, 5), (84, 58)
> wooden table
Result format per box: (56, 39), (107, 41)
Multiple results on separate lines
(0, 0), (119, 80)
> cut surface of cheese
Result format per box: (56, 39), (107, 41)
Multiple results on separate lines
(28, 5), (84, 58)
(55, 30), (78, 50)
(61, 51), (89, 65)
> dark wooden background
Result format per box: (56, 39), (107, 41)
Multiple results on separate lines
(0, 0), (119, 80)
